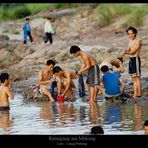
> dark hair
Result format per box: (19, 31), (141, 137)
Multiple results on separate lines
(101, 65), (109, 73)
(126, 26), (137, 34)
(117, 57), (123, 63)
(90, 126), (104, 135)
(53, 66), (62, 74)
(0, 73), (9, 83)
(26, 17), (30, 21)
(144, 120), (148, 127)
(46, 60), (55, 66)
(112, 57), (124, 68)
(47, 16), (52, 20)
(70, 45), (81, 54)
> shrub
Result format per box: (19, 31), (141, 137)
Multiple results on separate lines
(94, 4), (147, 27)
(14, 6), (31, 19)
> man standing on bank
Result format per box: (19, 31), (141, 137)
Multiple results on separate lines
(123, 26), (142, 99)
(44, 17), (54, 44)
(23, 17), (33, 44)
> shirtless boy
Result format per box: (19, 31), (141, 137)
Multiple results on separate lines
(99, 57), (125, 74)
(69, 45), (100, 102)
(99, 57), (125, 91)
(38, 60), (55, 102)
(53, 66), (78, 100)
(123, 27), (142, 99)
(0, 73), (14, 111)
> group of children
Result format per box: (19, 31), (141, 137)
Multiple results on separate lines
(37, 26), (142, 103)
(0, 26), (142, 112)
(37, 45), (125, 103)
(22, 13), (142, 101)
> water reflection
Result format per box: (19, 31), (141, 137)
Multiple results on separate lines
(133, 104), (142, 131)
(40, 102), (55, 127)
(1, 94), (148, 134)
(40, 102), (77, 128)
(105, 104), (121, 124)
(88, 102), (101, 124)
(79, 106), (87, 124)
(0, 111), (12, 134)
(39, 100), (147, 134)
(57, 103), (76, 127)
(39, 101), (104, 128)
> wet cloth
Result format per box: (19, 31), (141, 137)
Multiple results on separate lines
(39, 81), (57, 94)
(78, 74), (85, 97)
(129, 57), (141, 77)
(50, 81), (57, 93)
(86, 65), (100, 86)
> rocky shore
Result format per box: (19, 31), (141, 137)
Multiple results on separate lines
(0, 6), (148, 100)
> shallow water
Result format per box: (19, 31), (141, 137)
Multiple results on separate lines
(0, 93), (148, 135)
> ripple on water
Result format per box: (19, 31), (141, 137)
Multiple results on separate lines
(0, 94), (148, 135)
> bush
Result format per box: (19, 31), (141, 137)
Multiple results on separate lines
(0, 3), (82, 20)
(126, 9), (147, 27)
(95, 4), (148, 27)
(55, 3), (81, 9)
(26, 4), (53, 14)
(14, 6), (31, 19)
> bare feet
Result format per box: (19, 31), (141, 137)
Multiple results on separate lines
(50, 98), (55, 103)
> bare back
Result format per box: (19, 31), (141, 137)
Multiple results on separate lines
(0, 86), (10, 106)
(80, 51), (97, 67)
(64, 69), (78, 79)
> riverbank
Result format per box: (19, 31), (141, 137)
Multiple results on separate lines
(0, 4), (147, 96)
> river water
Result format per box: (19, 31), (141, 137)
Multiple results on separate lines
(0, 92), (148, 135)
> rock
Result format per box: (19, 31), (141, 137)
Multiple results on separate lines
(0, 34), (9, 41)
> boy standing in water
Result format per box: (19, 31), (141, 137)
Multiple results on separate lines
(69, 45), (100, 102)
(0, 73), (14, 111)
(123, 27), (142, 99)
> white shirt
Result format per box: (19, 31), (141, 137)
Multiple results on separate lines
(44, 21), (54, 34)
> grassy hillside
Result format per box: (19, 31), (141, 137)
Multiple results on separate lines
(94, 4), (148, 27)
(1, 3), (147, 28)
(0, 3), (82, 20)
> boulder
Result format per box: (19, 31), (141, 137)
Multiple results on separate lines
(0, 34), (9, 41)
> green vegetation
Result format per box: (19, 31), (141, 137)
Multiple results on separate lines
(54, 3), (81, 9)
(0, 4), (52, 20)
(0, 3), (147, 28)
(0, 3), (81, 21)
(95, 4), (148, 27)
